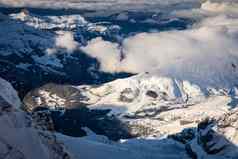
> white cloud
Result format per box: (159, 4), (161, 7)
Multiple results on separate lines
(45, 31), (78, 55)
(1, 0), (237, 13)
(172, 0), (238, 21)
(55, 31), (78, 53)
(2, 0), (238, 88)
(0, 0), (200, 11)
(201, 0), (238, 14)
(81, 1), (238, 88)
(81, 37), (121, 73)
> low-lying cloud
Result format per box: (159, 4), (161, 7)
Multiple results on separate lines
(55, 31), (78, 53)
(201, 0), (238, 13)
(0, 0), (201, 11)
(81, 1), (238, 87)
(3, 0), (238, 88)
(46, 31), (78, 55)
(81, 37), (121, 73)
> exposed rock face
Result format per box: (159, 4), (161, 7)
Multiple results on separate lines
(32, 107), (133, 141)
(119, 88), (140, 103)
(21, 74), (238, 158)
(22, 74), (237, 139)
(24, 83), (89, 111)
(170, 110), (238, 159)
(23, 83), (134, 141)
(0, 78), (70, 159)
(196, 110), (238, 156)
(31, 108), (55, 131)
(145, 90), (158, 99)
(216, 108), (238, 144)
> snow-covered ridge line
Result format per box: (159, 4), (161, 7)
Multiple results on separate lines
(9, 10), (119, 36)
(9, 10), (88, 30)
(76, 73), (236, 113)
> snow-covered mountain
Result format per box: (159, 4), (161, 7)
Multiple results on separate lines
(23, 72), (237, 137)
(15, 72), (238, 158)
(1, 74), (238, 159)
(0, 77), (71, 159)
(0, 7), (191, 97)
(0, 9), (135, 97)
(1, 0), (238, 159)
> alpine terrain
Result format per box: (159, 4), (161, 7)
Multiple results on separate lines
(1, 0), (238, 159)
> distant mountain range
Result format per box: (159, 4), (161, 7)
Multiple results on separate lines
(1, 1), (238, 158)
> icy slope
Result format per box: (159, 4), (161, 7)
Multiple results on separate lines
(0, 77), (70, 159)
(57, 133), (189, 159)
(57, 109), (238, 159)
(23, 72), (238, 159)
(72, 73), (236, 136)
(0, 77), (21, 109)
(23, 72), (236, 138)
(2, 1), (238, 157)
(76, 73), (234, 112)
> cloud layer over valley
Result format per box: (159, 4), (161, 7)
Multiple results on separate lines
(81, 0), (238, 89)
(2, 0), (238, 90)
(0, 0), (201, 10)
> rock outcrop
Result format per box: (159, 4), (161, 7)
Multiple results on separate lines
(24, 83), (89, 111)
(0, 77), (70, 159)
(171, 110), (238, 159)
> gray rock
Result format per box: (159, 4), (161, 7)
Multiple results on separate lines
(0, 77), (71, 159)
(23, 83), (89, 111)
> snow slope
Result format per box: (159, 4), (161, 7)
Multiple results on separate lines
(73, 73), (234, 137)
(0, 77), (21, 109)
(57, 109), (238, 159)
(2, 0), (238, 159)
(57, 133), (189, 159)
(0, 77), (70, 159)
(53, 72), (238, 159)
(23, 71), (238, 138)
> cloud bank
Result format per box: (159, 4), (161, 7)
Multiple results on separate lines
(55, 31), (78, 53)
(2, 0), (238, 88)
(201, 0), (238, 13)
(81, 37), (121, 73)
(81, 1), (238, 88)
(0, 0), (201, 11)
(45, 31), (78, 55)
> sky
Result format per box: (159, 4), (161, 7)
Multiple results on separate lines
(0, 0), (201, 10)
